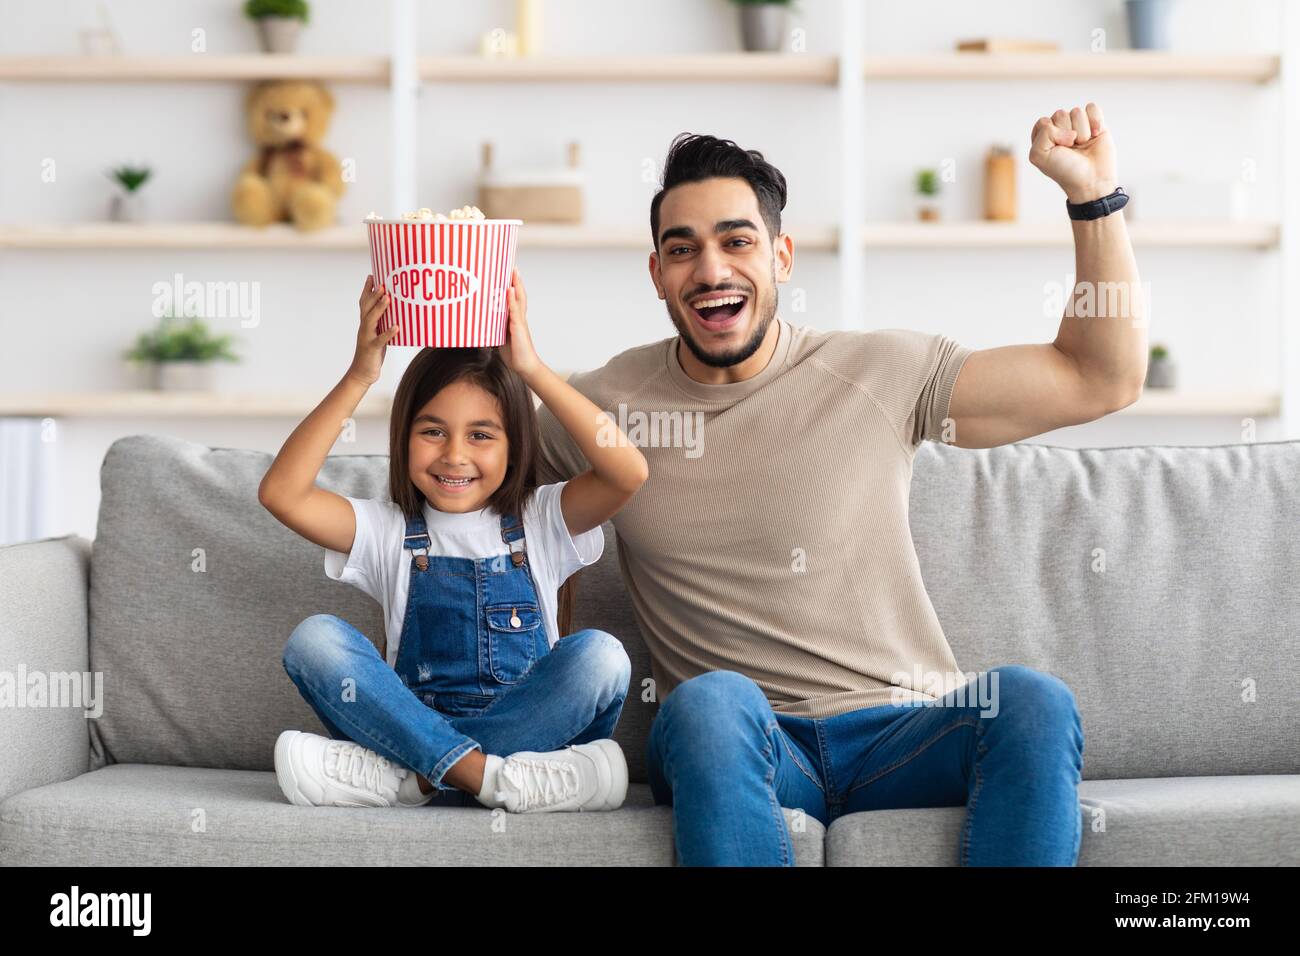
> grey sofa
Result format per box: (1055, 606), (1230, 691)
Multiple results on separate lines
(2, 433), (1297, 866)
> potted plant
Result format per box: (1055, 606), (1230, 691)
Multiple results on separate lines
(244, 0), (310, 54)
(1126, 0), (1174, 50)
(1145, 343), (1176, 389)
(915, 168), (941, 221)
(729, 0), (797, 53)
(106, 164), (151, 222)
(124, 314), (240, 391)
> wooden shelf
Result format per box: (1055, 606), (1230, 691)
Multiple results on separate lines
(2, 52), (1276, 86)
(0, 391), (395, 418)
(418, 53), (839, 84)
(0, 387), (1278, 420)
(0, 54), (390, 83)
(0, 221), (838, 252)
(862, 220), (1280, 249)
(864, 52), (1280, 82)
(1117, 390), (1281, 416)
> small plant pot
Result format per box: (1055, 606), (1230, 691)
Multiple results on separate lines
(739, 5), (788, 53)
(1126, 0), (1173, 50)
(109, 190), (146, 223)
(1145, 358), (1177, 389)
(154, 361), (218, 391)
(122, 358), (154, 390)
(916, 199), (941, 222)
(257, 17), (302, 53)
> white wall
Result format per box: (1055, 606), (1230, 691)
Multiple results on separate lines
(0, 0), (1292, 542)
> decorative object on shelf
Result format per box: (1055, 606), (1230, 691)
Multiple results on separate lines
(1145, 344), (1176, 389)
(914, 168), (941, 222)
(955, 38), (1060, 53)
(231, 80), (343, 232)
(983, 145), (1017, 221)
(244, 0), (310, 54)
(730, 0), (796, 53)
(478, 141), (583, 223)
(479, 28), (520, 58)
(78, 0), (122, 56)
(123, 314), (240, 392)
(1126, 0), (1174, 50)
(516, 0), (543, 56)
(106, 164), (152, 222)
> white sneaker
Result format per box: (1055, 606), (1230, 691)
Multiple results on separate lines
(275, 730), (414, 808)
(493, 739), (628, 813)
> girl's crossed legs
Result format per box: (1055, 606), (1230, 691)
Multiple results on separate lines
(282, 613), (631, 799)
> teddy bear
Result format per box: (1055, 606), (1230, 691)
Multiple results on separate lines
(231, 80), (344, 232)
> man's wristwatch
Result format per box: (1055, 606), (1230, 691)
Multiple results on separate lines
(1066, 185), (1129, 221)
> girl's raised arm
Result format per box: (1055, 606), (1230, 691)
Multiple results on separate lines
(258, 275), (399, 554)
(500, 269), (649, 537)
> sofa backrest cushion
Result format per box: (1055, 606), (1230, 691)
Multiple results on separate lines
(910, 438), (1300, 779)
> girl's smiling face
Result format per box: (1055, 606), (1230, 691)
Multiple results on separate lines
(408, 378), (510, 513)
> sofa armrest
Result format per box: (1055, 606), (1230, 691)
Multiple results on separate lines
(0, 534), (93, 806)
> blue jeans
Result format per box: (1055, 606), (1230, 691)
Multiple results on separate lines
(282, 614), (631, 803)
(646, 665), (1085, 865)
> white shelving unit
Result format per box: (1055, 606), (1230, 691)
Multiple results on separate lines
(1, 0), (1292, 432)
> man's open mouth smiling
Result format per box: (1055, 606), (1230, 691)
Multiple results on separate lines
(688, 291), (749, 332)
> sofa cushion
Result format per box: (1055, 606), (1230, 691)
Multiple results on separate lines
(911, 440), (1300, 779)
(824, 774), (1300, 866)
(88, 435), (655, 781)
(0, 764), (825, 866)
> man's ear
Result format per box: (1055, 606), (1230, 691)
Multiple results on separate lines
(647, 251), (665, 299)
(774, 233), (794, 282)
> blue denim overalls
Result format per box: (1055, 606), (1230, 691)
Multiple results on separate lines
(395, 509), (551, 719)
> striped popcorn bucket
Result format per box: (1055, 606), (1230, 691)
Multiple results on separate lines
(364, 218), (522, 347)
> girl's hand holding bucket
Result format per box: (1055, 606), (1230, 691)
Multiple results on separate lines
(348, 274), (400, 387)
(500, 267), (542, 380)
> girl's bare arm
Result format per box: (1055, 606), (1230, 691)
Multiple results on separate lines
(258, 276), (397, 553)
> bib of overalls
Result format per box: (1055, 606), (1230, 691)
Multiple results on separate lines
(394, 509), (549, 716)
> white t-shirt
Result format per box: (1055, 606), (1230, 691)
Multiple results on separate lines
(323, 481), (603, 667)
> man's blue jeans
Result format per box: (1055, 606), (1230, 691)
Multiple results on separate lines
(646, 665), (1085, 865)
(282, 614), (631, 803)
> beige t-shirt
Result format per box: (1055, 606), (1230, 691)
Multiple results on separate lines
(536, 317), (974, 718)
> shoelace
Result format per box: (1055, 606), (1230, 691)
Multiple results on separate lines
(497, 752), (583, 811)
(324, 741), (397, 798)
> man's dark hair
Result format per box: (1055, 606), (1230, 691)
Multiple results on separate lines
(649, 133), (788, 249)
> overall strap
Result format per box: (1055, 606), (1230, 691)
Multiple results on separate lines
(499, 513), (527, 567)
(403, 513), (431, 571)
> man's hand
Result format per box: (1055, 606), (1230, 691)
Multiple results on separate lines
(1028, 102), (1117, 204)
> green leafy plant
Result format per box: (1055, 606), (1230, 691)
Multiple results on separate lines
(915, 168), (940, 196)
(243, 0), (310, 22)
(1150, 344), (1169, 361)
(106, 165), (152, 193)
(124, 314), (240, 364)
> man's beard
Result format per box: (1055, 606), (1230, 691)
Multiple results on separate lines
(669, 285), (777, 369)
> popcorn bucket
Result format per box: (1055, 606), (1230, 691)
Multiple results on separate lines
(364, 217), (522, 347)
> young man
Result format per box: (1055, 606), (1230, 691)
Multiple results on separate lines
(536, 104), (1145, 865)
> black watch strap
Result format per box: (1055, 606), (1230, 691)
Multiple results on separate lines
(1066, 186), (1128, 220)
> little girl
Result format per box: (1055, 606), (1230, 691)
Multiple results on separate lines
(259, 268), (648, 813)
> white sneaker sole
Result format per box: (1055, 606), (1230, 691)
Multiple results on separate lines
(275, 730), (317, 807)
(581, 739), (628, 811)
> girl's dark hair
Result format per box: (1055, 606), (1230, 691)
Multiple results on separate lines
(389, 348), (538, 522)
(649, 132), (789, 248)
